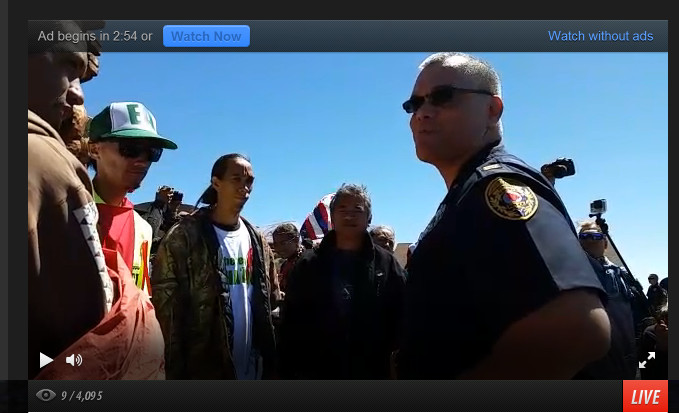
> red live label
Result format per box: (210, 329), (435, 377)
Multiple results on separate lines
(623, 380), (668, 412)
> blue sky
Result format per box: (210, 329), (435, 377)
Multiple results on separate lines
(81, 52), (668, 290)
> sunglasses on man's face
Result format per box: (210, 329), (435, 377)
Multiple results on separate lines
(579, 232), (605, 241)
(103, 139), (164, 163)
(402, 85), (494, 114)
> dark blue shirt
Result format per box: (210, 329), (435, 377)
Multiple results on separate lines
(597, 257), (633, 299)
(400, 143), (607, 379)
(331, 249), (361, 323)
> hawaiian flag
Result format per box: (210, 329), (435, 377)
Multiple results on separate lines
(300, 193), (334, 240)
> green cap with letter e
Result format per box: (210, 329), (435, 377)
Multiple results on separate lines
(88, 102), (178, 149)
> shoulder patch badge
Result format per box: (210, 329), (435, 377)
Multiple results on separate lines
(484, 177), (538, 220)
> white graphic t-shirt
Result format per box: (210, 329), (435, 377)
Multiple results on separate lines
(213, 219), (260, 379)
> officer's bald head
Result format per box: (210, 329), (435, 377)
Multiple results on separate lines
(418, 52), (502, 98)
(409, 52), (504, 184)
(417, 53), (503, 136)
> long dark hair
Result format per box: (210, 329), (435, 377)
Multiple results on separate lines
(195, 153), (250, 209)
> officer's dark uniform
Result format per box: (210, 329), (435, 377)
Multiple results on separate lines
(398, 141), (630, 379)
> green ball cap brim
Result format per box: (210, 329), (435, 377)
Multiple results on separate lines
(96, 129), (178, 150)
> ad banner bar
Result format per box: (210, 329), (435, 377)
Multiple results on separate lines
(27, 20), (668, 52)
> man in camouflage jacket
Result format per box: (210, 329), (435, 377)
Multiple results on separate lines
(151, 206), (279, 379)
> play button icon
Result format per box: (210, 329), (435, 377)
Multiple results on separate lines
(40, 353), (53, 368)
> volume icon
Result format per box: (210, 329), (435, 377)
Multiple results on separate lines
(66, 354), (82, 366)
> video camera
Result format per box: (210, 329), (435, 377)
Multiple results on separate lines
(171, 191), (184, 203)
(588, 199), (608, 231)
(590, 199), (607, 216)
(541, 158), (576, 179)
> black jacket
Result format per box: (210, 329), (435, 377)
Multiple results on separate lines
(279, 230), (406, 379)
(143, 200), (179, 255)
(639, 324), (668, 380)
(647, 285), (668, 313)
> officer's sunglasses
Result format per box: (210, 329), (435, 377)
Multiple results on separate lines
(402, 85), (494, 114)
(579, 232), (605, 241)
(98, 139), (164, 163)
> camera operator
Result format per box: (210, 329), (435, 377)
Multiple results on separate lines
(584, 212), (651, 338)
(646, 273), (668, 315)
(576, 220), (639, 378)
(144, 185), (184, 255)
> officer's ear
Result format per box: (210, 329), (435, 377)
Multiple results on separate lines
(488, 95), (503, 126)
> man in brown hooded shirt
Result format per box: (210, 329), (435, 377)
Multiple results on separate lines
(29, 21), (166, 381)
(27, 20), (117, 379)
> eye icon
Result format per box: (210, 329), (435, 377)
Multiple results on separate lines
(36, 389), (56, 402)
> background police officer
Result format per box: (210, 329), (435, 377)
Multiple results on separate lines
(577, 221), (640, 378)
(398, 52), (613, 379)
(647, 273), (668, 315)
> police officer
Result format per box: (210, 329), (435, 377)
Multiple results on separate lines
(647, 273), (668, 315)
(577, 221), (640, 379)
(398, 52), (613, 379)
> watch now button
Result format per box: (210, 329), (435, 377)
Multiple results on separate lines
(623, 380), (668, 412)
(163, 25), (250, 47)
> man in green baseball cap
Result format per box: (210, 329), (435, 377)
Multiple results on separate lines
(88, 102), (178, 295)
(89, 101), (178, 192)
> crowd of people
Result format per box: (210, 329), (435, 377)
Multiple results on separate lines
(28, 20), (668, 380)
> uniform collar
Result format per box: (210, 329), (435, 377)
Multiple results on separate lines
(598, 256), (615, 267)
(448, 140), (504, 192)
